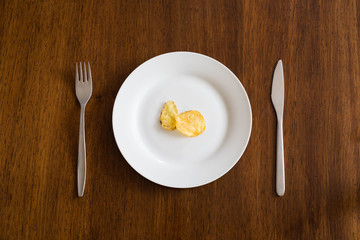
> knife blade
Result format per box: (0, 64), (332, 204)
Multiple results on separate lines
(271, 60), (285, 196)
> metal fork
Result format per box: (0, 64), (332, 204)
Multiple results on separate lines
(75, 62), (92, 197)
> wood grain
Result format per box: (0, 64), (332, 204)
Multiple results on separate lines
(0, 0), (359, 239)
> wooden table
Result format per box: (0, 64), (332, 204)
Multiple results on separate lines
(1, 0), (359, 239)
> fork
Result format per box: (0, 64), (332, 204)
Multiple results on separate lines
(75, 62), (92, 197)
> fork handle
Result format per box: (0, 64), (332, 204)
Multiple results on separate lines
(276, 119), (285, 196)
(77, 105), (86, 197)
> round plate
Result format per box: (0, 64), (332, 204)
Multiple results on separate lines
(112, 52), (252, 188)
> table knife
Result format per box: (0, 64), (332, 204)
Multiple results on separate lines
(271, 60), (285, 196)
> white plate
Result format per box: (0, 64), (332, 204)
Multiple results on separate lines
(112, 52), (252, 188)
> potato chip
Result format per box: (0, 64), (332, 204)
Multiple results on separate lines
(160, 101), (178, 130)
(175, 110), (206, 137)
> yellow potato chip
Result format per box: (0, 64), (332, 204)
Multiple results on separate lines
(160, 101), (178, 130)
(175, 110), (206, 137)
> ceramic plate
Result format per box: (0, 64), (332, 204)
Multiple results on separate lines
(112, 52), (252, 188)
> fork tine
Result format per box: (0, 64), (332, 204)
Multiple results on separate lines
(79, 61), (83, 82)
(76, 62), (79, 82)
(87, 62), (92, 84)
(83, 62), (87, 82)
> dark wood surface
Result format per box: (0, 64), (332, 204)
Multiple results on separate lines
(1, 0), (359, 239)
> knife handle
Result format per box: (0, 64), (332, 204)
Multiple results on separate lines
(276, 119), (285, 196)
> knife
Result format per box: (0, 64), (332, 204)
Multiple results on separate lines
(271, 60), (285, 196)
